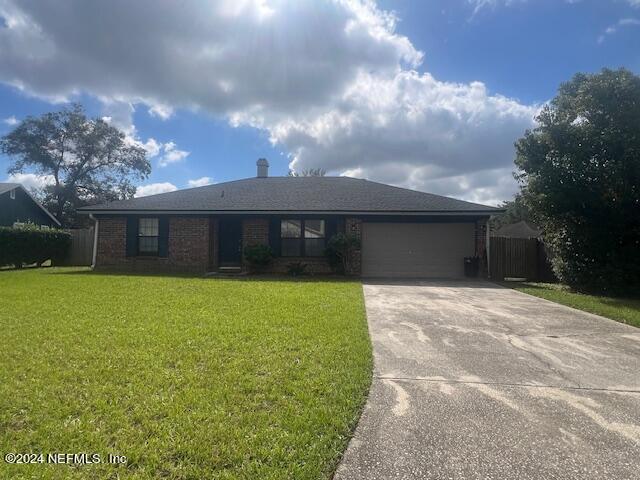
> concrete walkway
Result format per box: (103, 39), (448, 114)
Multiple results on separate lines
(335, 280), (640, 480)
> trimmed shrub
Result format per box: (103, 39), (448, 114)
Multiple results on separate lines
(243, 244), (273, 271)
(0, 225), (71, 268)
(286, 261), (307, 276)
(325, 233), (361, 275)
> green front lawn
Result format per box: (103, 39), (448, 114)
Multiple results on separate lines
(0, 268), (372, 479)
(508, 282), (640, 328)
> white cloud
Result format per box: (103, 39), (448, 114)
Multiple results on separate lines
(628, 0), (640, 7)
(467, 0), (584, 15)
(6, 172), (55, 191)
(187, 176), (213, 188)
(99, 101), (177, 161)
(158, 141), (190, 167)
(134, 182), (177, 197)
(597, 17), (640, 43)
(140, 138), (162, 158)
(148, 104), (173, 120)
(3, 115), (18, 125)
(257, 71), (537, 205)
(0, 0), (541, 204)
(100, 99), (136, 136)
(466, 0), (540, 16)
(0, 0), (421, 116)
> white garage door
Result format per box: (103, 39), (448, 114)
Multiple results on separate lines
(361, 222), (475, 278)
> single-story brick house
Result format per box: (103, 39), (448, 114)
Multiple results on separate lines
(79, 160), (500, 277)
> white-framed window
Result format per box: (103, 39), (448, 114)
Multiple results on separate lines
(138, 218), (159, 255)
(9, 189), (15, 200)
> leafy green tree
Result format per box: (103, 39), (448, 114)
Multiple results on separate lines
(1, 104), (150, 226)
(489, 194), (533, 230)
(515, 68), (640, 293)
(288, 168), (326, 177)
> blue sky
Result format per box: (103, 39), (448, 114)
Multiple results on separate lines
(1, 0), (639, 205)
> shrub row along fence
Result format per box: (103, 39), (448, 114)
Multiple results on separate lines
(0, 226), (72, 268)
(489, 236), (556, 282)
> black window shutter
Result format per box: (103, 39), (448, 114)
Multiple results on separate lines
(158, 216), (169, 257)
(269, 217), (281, 257)
(126, 216), (138, 257)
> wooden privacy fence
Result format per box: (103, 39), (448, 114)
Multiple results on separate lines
(60, 227), (94, 266)
(489, 236), (555, 282)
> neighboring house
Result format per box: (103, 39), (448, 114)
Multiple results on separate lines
(0, 183), (61, 228)
(79, 160), (501, 278)
(493, 220), (542, 239)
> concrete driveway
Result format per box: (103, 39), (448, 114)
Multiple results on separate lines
(335, 281), (640, 480)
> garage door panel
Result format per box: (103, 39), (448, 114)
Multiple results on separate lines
(361, 223), (475, 278)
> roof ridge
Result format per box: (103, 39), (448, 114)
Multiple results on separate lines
(79, 174), (501, 212)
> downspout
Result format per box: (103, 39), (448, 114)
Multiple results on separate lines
(486, 219), (491, 279)
(90, 214), (99, 269)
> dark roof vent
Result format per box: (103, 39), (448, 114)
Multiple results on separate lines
(256, 158), (269, 178)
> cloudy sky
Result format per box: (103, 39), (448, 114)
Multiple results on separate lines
(1, 0), (638, 205)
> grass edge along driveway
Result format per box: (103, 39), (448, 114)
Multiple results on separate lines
(0, 268), (373, 480)
(505, 281), (640, 328)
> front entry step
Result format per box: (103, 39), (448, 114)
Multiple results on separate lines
(219, 266), (242, 273)
(205, 266), (245, 277)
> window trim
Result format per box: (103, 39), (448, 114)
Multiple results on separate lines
(9, 189), (15, 200)
(137, 217), (160, 256)
(280, 218), (326, 257)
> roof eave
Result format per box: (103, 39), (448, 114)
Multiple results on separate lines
(79, 209), (499, 216)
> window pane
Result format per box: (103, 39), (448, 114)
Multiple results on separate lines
(304, 220), (325, 238)
(281, 219), (301, 238)
(305, 238), (325, 256)
(139, 236), (158, 253)
(281, 238), (301, 257)
(139, 218), (159, 236)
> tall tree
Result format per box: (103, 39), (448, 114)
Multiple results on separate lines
(489, 194), (533, 230)
(515, 68), (640, 293)
(1, 105), (150, 226)
(288, 168), (326, 177)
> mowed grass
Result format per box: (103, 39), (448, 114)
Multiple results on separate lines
(509, 282), (640, 328)
(0, 268), (372, 479)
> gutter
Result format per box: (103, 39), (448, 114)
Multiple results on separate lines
(78, 209), (503, 216)
(89, 214), (99, 269)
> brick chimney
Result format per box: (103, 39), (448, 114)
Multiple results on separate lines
(256, 158), (269, 178)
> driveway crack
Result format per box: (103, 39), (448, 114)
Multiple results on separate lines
(373, 376), (640, 394)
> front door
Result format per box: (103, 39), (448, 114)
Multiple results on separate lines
(219, 218), (243, 266)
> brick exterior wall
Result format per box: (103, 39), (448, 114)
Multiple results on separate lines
(209, 218), (218, 270)
(95, 216), (210, 273)
(241, 218), (269, 270)
(96, 217), (126, 265)
(242, 218), (269, 248)
(168, 217), (210, 271)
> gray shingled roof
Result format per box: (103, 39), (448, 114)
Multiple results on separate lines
(79, 176), (499, 214)
(0, 182), (20, 195)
